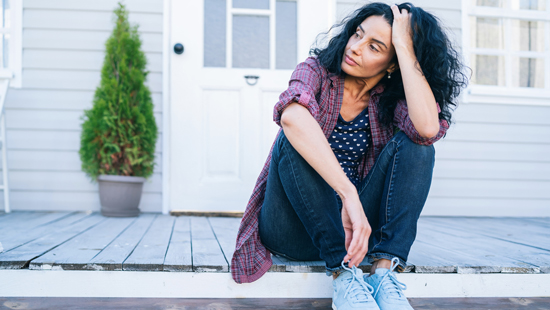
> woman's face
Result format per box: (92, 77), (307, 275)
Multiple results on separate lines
(341, 15), (397, 80)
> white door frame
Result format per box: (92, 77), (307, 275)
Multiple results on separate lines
(162, 0), (172, 214)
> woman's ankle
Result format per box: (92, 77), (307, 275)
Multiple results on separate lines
(370, 258), (392, 275)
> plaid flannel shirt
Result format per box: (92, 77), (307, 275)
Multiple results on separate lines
(231, 56), (449, 283)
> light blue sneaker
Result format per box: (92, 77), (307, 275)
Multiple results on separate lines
(363, 257), (413, 310)
(332, 260), (380, 310)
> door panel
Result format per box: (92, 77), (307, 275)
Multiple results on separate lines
(170, 0), (331, 211)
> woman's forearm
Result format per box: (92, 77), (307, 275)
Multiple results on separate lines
(281, 102), (371, 267)
(395, 45), (440, 138)
(280, 102), (357, 199)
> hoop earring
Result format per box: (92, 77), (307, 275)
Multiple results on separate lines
(387, 71), (392, 79)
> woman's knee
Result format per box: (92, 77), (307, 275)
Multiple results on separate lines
(273, 130), (299, 161)
(395, 131), (435, 157)
(393, 131), (435, 164)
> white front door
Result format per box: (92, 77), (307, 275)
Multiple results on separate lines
(169, 0), (332, 211)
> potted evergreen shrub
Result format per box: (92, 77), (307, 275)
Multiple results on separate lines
(79, 2), (158, 217)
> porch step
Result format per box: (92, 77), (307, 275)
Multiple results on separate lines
(1, 269), (550, 298)
(0, 211), (549, 298)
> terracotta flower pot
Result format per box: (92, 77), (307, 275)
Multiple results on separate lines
(97, 175), (146, 217)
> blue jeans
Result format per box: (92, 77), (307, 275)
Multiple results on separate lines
(258, 130), (435, 276)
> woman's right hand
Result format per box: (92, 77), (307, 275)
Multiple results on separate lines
(341, 188), (372, 268)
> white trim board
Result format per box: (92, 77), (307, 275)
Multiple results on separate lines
(1, 270), (549, 298)
(161, 0), (171, 215)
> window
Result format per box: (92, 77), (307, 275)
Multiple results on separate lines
(0, 0), (21, 88)
(203, 0), (298, 70)
(463, 0), (550, 104)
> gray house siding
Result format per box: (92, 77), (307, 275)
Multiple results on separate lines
(337, 0), (550, 216)
(0, 0), (164, 212)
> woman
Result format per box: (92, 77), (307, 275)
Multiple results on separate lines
(231, 2), (468, 309)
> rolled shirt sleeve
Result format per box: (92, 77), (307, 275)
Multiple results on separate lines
(393, 99), (450, 146)
(273, 57), (322, 127)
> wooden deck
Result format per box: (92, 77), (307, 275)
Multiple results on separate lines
(1, 210), (549, 274)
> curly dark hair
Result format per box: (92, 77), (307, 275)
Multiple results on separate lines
(310, 2), (470, 130)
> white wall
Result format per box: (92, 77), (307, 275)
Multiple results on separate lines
(0, 0), (164, 212)
(337, 0), (550, 216)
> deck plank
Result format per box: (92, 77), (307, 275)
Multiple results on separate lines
(523, 217), (550, 227)
(408, 239), (462, 273)
(0, 211), (66, 232)
(191, 216), (228, 272)
(424, 218), (550, 273)
(417, 218), (546, 273)
(269, 255), (370, 274)
(30, 216), (136, 270)
(408, 239), (492, 273)
(208, 217), (240, 263)
(409, 218), (520, 273)
(300, 260), (328, 273)
(88, 213), (157, 271)
(269, 254), (287, 272)
(427, 217), (550, 251)
(280, 256), (303, 272)
(0, 212), (91, 252)
(0, 213), (106, 270)
(123, 214), (175, 271)
(414, 220), (525, 273)
(163, 216), (193, 271)
(0, 211), (42, 226)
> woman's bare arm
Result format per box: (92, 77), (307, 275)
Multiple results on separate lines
(281, 102), (352, 196)
(281, 102), (371, 268)
(391, 5), (440, 138)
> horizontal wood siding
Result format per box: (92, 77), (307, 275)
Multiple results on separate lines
(337, 0), (550, 216)
(1, 0), (164, 212)
(427, 103), (550, 216)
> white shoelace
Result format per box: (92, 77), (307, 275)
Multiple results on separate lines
(373, 257), (408, 299)
(340, 260), (375, 302)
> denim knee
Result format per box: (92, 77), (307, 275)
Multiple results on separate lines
(393, 131), (435, 164)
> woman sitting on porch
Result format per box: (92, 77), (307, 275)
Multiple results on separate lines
(232, 2), (468, 310)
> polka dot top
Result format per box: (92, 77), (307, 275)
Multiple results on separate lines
(328, 106), (372, 187)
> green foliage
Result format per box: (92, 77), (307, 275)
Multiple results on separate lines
(79, 2), (158, 182)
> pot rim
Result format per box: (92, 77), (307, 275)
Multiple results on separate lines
(98, 174), (146, 183)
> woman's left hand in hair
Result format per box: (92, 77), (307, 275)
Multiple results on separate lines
(390, 4), (414, 52)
